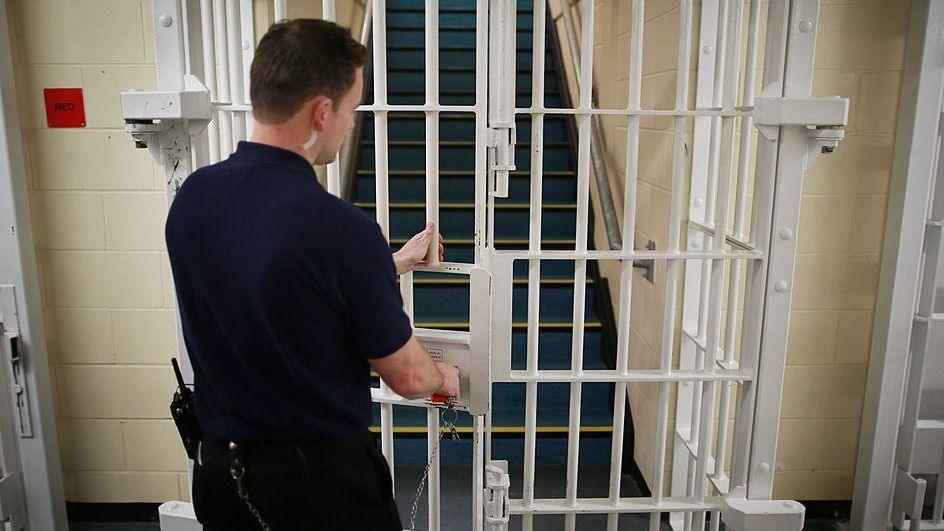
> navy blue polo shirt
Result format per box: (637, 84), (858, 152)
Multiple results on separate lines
(165, 141), (413, 441)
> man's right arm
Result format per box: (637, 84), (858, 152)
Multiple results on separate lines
(370, 335), (460, 400)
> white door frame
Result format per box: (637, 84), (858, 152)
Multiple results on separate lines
(0, 1), (69, 529)
(851, 1), (944, 529)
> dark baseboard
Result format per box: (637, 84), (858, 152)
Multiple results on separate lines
(801, 500), (852, 520)
(67, 502), (160, 523)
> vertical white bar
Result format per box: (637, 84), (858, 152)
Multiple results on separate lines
(473, 414), (485, 530)
(606, 2), (643, 530)
(694, 1), (741, 528)
(708, 5), (761, 529)
(273, 0), (286, 21)
(323, 0), (342, 196)
(522, 2), (546, 529)
(425, 1), (441, 265)
(427, 408), (441, 531)
(653, 2), (696, 529)
(686, 6), (728, 529)
(200, 0), (221, 164)
(226, 0), (247, 144)
(474, 0), (488, 265)
(213, 0), (233, 156)
(673, 3), (718, 526)
(372, 0), (395, 470)
(565, 1), (594, 530)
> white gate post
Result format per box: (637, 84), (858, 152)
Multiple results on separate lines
(852, 1), (944, 529)
(0, 1), (69, 529)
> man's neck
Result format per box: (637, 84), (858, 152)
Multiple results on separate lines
(250, 123), (316, 164)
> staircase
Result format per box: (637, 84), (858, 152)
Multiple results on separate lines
(356, 0), (620, 467)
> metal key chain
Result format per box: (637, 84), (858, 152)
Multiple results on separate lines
(408, 401), (460, 531)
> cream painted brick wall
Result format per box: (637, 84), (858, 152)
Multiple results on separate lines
(7, 0), (367, 503)
(562, 0), (911, 501)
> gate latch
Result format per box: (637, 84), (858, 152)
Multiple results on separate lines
(484, 461), (510, 530)
(0, 286), (33, 439)
(721, 487), (805, 530)
(753, 86), (849, 168)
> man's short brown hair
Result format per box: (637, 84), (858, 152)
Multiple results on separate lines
(250, 19), (368, 123)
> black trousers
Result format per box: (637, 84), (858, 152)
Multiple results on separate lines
(192, 431), (402, 531)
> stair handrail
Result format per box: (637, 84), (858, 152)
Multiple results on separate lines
(554, 0), (623, 250)
(339, 0), (372, 201)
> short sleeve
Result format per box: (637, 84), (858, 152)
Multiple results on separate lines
(333, 221), (413, 359)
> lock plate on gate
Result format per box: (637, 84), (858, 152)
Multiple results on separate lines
(372, 266), (491, 415)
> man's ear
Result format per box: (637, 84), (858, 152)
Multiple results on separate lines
(310, 97), (333, 133)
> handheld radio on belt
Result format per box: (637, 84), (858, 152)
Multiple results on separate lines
(170, 357), (202, 459)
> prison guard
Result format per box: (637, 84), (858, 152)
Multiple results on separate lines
(165, 140), (413, 442)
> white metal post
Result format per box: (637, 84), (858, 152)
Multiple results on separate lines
(0, 1), (68, 528)
(747, 0), (824, 500)
(323, 0), (342, 196)
(852, 2), (944, 529)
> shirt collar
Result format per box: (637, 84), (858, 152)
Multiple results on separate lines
(231, 141), (316, 178)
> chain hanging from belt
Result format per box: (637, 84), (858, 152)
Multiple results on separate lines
(408, 401), (460, 531)
(229, 441), (273, 531)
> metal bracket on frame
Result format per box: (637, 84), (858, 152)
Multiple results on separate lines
(720, 487), (805, 530)
(0, 286), (32, 439)
(484, 460), (510, 531)
(120, 74), (212, 193)
(890, 467), (928, 530)
(0, 470), (26, 529)
(753, 85), (849, 169)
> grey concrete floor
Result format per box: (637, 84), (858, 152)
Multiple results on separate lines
(69, 465), (849, 530)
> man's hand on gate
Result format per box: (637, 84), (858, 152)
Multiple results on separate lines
(434, 362), (460, 399)
(393, 221), (445, 275)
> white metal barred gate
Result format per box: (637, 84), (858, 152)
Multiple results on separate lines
(124, 1), (847, 529)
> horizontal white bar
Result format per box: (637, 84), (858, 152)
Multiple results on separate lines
(371, 388), (456, 409)
(357, 104), (476, 113)
(687, 220), (755, 251)
(494, 249), (763, 261)
(509, 497), (723, 514)
(903, 520), (944, 530)
(501, 369), (752, 383)
(413, 327), (470, 346)
(211, 103), (479, 114)
(516, 108), (752, 118)
(913, 313), (944, 323)
(918, 419), (944, 432)
(681, 328), (739, 369)
(413, 262), (474, 275)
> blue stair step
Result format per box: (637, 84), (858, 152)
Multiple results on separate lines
(357, 203), (577, 241)
(354, 170), (577, 204)
(358, 142), (571, 172)
(386, 47), (552, 70)
(404, 279), (600, 323)
(386, 28), (538, 49)
(386, 10), (534, 28)
(361, 114), (569, 143)
(378, 70), (558, 95)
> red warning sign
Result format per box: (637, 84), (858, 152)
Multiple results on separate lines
(43, 88), (86, 128)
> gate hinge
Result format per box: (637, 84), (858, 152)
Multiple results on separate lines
(0, 286), (33, 439)
(720, 487), (805, 530)
(121, 74), (211, 191)
(484, 461), (510, 530)
(487, 125), (516, 198)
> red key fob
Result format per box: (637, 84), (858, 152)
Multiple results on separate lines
(430, 394), (449, 403)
